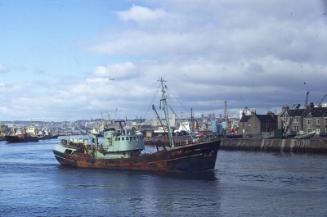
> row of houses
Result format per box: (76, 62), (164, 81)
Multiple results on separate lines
(238, 105), (327, 138)
(279, 105), (327, 136)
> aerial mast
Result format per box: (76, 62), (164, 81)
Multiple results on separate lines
(191, 107), (194, 132)
(304, 82), (310, 108)
(304, 91), (310, 108)
(224, 100), (228, 120)
(159, 77), (175, 148)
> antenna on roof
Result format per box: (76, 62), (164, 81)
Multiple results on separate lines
(224, 100), (228, 121)
(304, 81), (310, 108)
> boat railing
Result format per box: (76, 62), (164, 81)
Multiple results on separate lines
(197, 134), (220, 143)
(60, 138), (88, 148)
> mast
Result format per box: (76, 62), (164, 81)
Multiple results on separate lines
(152, 105), (165, 131)
(191, 107), (194, 132)
(159, 77), (175, 148)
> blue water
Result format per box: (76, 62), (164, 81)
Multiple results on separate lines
(0, 139), (327, 217)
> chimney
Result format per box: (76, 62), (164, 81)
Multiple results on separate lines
(282, 105), (289, 113)
(251, 109), (256, 115)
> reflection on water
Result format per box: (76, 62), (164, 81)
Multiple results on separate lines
(0, 140), (326, 216)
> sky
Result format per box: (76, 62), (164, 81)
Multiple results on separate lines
(0, 0), (327, 121)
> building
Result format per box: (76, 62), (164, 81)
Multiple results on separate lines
(239, 112), (277, 138)
(140, 124), (155, 138)
(151, 113), (176, 128)
(278, 105), (327, 135)
(278, 106), (305, 135)
(302, 107), (327, 134)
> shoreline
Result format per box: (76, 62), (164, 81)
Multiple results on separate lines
(220, 137), (327, 153)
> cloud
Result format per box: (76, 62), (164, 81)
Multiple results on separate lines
(71, 66), (152, 100)
(90, 21), (327, 64)
(117, 5), (166, 23)
(94, 62), (140, 80)
(33, 68), (46, 75)
(90, 30), (216, 57)
(0, 64), (8, 73)
(1, 1), (327, 120)
(87, 0), (327, 117)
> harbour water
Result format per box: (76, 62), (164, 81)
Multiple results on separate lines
(0, 139), (326, 217)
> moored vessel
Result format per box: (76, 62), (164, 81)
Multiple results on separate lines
(38, 130), (59, 140)
(5, 134), (39, 143)
(5, 127), (39, 143)
(38, 134), (59, 140)
(53, 78), (220, 172)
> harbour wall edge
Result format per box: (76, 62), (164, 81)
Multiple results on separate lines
(220, 138), (327, 153)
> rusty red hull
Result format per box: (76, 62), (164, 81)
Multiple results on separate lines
(53, 140), (220, 172)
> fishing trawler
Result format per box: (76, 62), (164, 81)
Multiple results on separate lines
(53, 78), (220, 172)
(5, 134), (39, 143)
(38, 129), (59, 140)
(5, 127), (39, 143)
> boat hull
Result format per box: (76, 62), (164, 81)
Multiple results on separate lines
(5, 135), (39, 143)
(38, 135), (59, 140)
(53, 140), (220, 172)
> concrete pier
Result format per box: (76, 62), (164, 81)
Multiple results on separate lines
(221, 138), (327, 153)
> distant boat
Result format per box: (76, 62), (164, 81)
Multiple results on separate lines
(37, 129), (59, 140)
(38, 134), (59, 140)
(53, 78), (220, 172)
(5, 134), (39, 143)
(294, 132), (316, 139)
